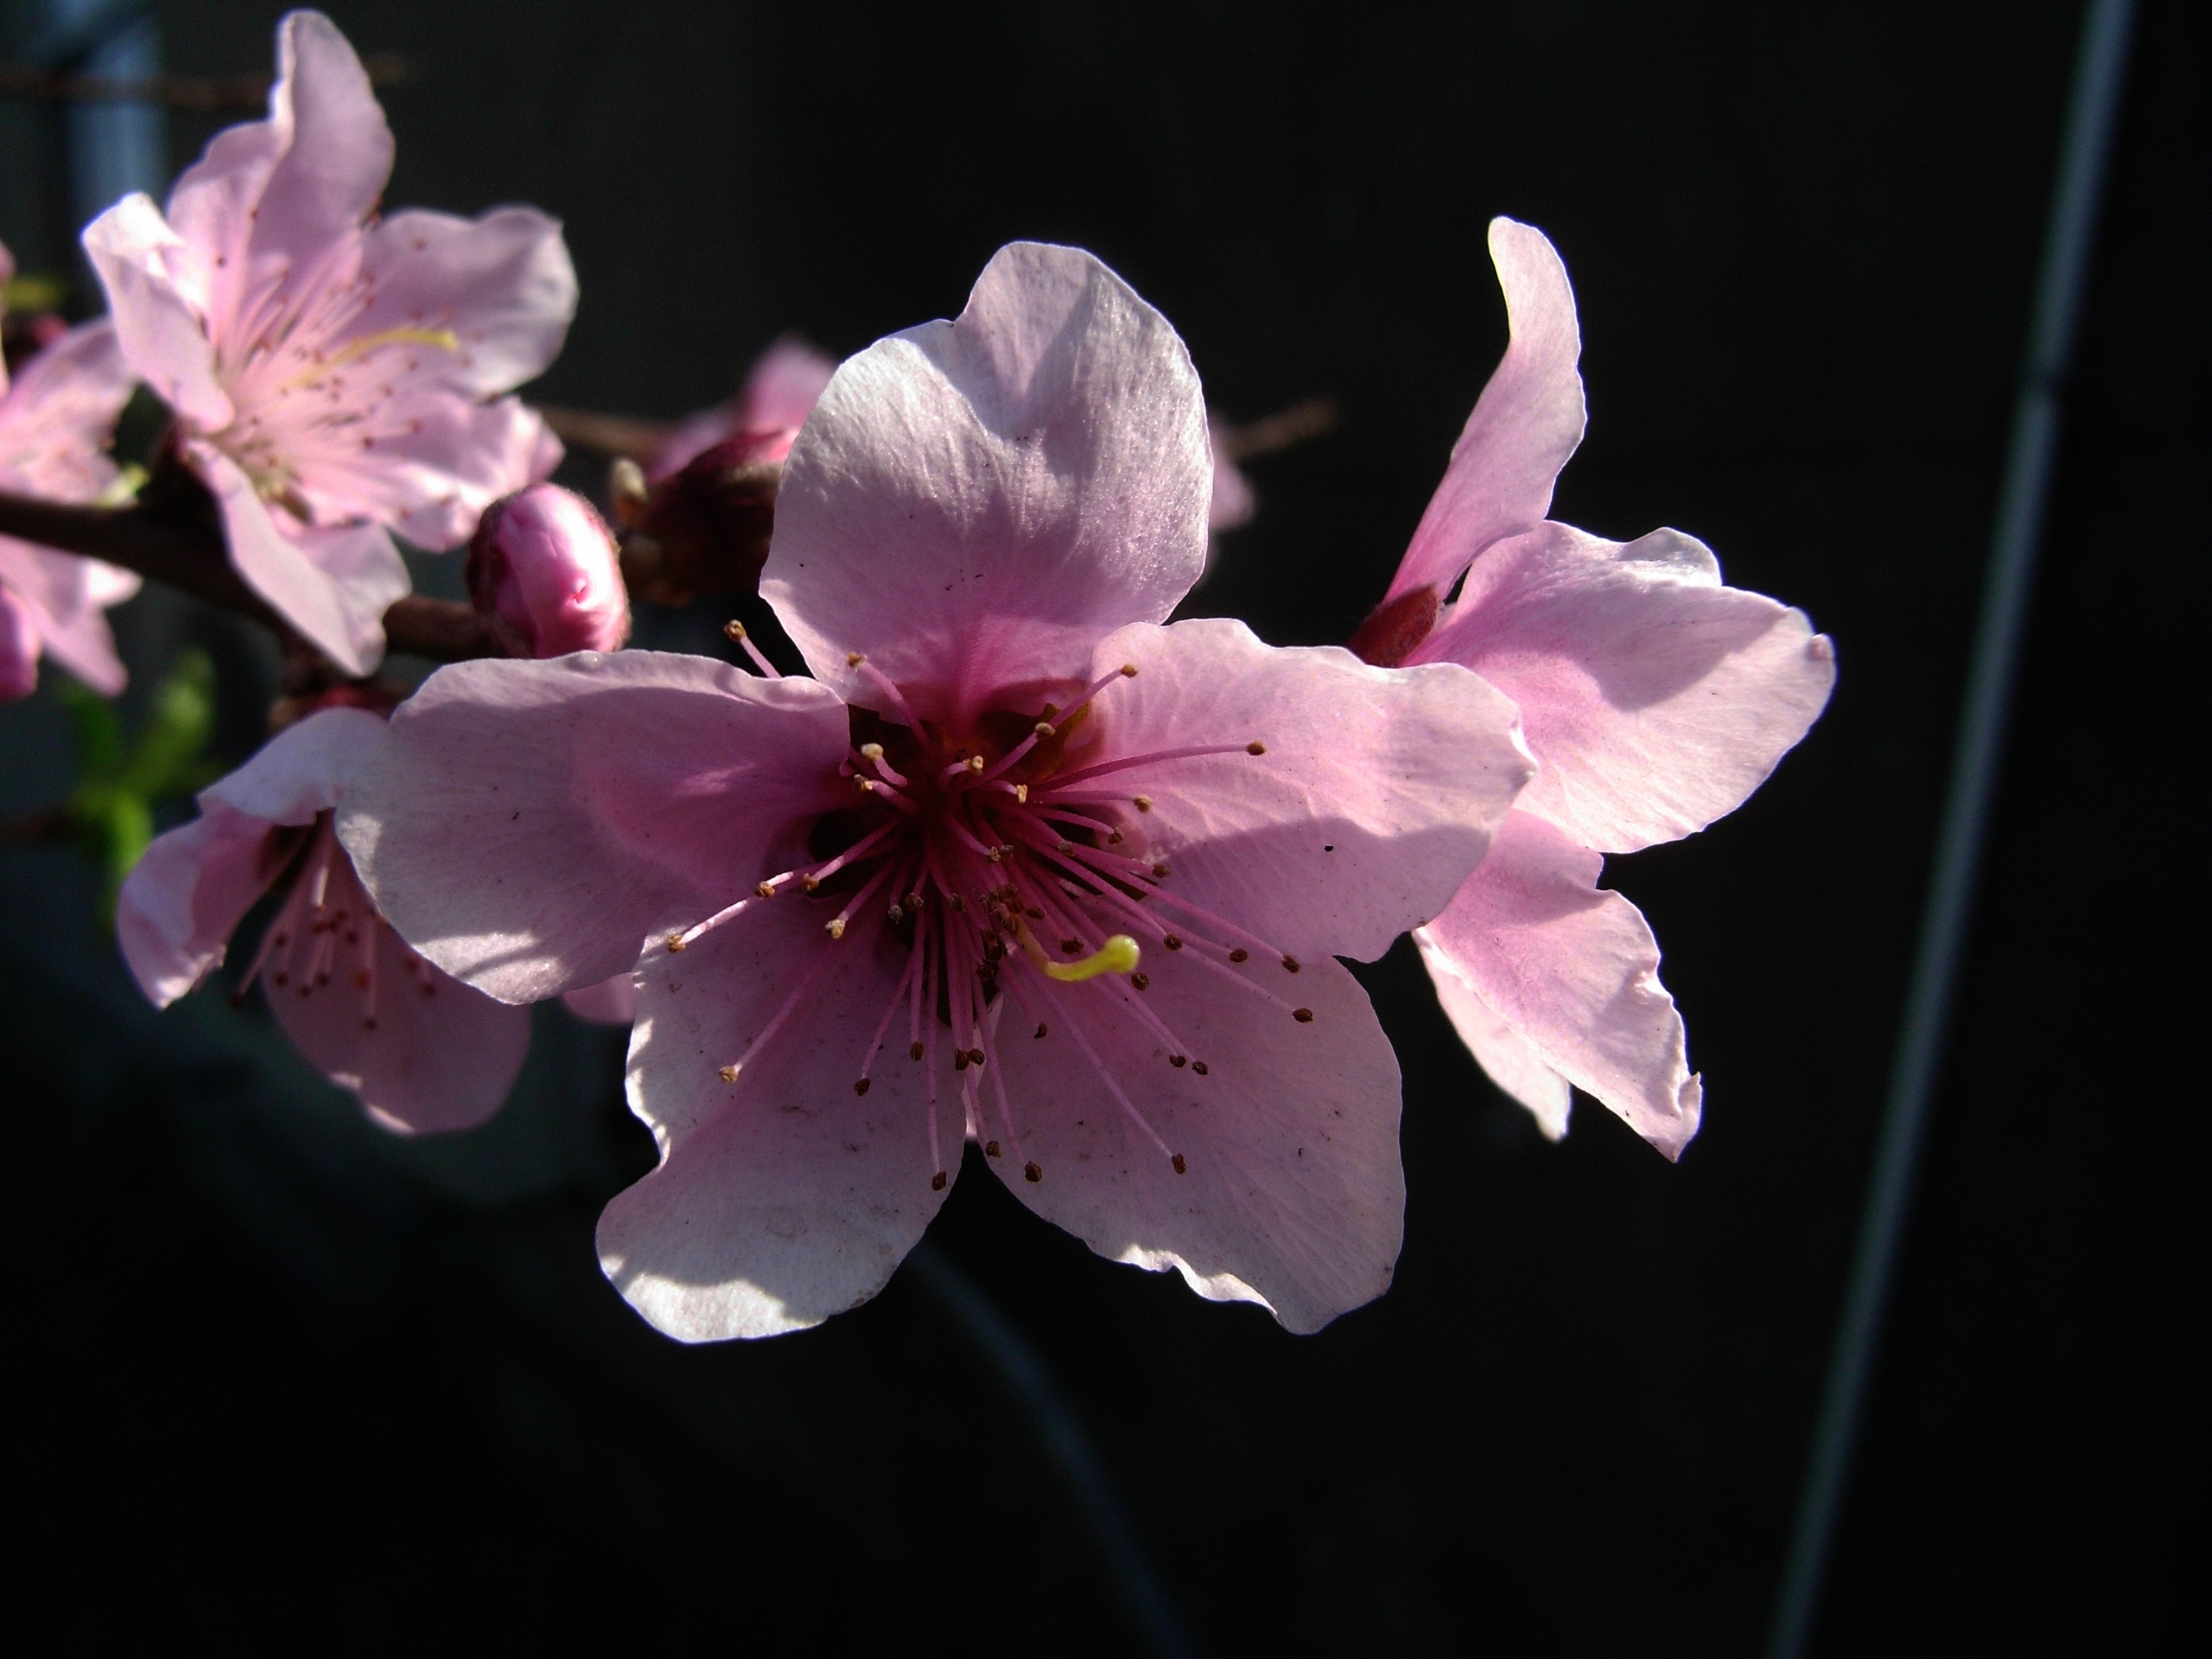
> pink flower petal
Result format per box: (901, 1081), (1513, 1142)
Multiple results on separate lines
(765, 242), (1211, 728)
(1414, 810), (1702, 1159)
(79, 194), (232, 430)
(1416, 524), (1837, 852)
(1079, 617), (1533, 963)
(990, 944), (1404, 1333)
(338, 652), (853, 1004)
(562, 973), (638, 1026)
(265, 845), (530, 1135)
(185, 440), (408, 675)
(1386, 218), (1585, 606)
(211, 11), (392, 292)
(297, 393), (558, 551)
(205, 704), (386, 823)
(358, 207), (577, 400)
(116, 803), (283, 1006)
(1414, 930), (1573, 1140)
(737, 336), (837, 437)
(598, 902), (962, 1341)
(1, 586), (41, 700)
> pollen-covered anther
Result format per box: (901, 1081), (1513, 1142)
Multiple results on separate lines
(755, 881), (777, 898)
(909, 1039), (925, 1061)
(853, 1078), (871, 1096)
(966, 1047), (987, 1067)
(718, 1063), (740, 1082)
(1169, 1054), (1186, 1068)
(953, 1049), (969, 1071)
(1293, 1007), (1314, 1023)
(1033, 1023), (1048, 1039)
(1171, 1154), (1187, 1174)
(1134, 795), (1154, 812)
(1033, 721), (1056, 738)
(824, 918), (846, 939)
(802, 875), (821, 893)
(1119, 664), (1137, 677)
(846, 651), (865, 667)
(1162, 935), (1183, 950)
(1246, 741), (1267, 755)
(665, 932), (686, 953)
(1130, 972), (1150, 990)
(1023, 1162), (1043, 1183)
(1192, 1061), (1209, 1076)
(931, 1170), (948, 1192)
(1151, 864), (1170, 878)
(860, 742), (884, 760)
(1282, 955), (1301, 973)
(1229, 948), (1249, 963)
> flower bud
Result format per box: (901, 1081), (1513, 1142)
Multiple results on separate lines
(467, 484), (631, 658)
(0, 586), (41, 701)
(619, 432), (782, 608)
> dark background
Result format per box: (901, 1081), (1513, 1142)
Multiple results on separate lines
(1, 3), (2198, 1652)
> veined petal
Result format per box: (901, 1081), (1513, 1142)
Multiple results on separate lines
(203, 703), (386, 823)
(1416, 523), (1836, 852)
(338, 652), (853, 1004)
(1414, 810), (1701, 1159)
(81, 195), (232, 430)
(358, 207), (577, 399)
(229, 10), (393, 289)
(187, 441), (407, 676)
(116, 803), (284, 1006)
(1078, 618), (1533, 963)
(1386, 218), (1585, 605)
(991, 945), (1404, 1334)
(766, 242), (1211, 726)
(600, 903), (961, 1341)
(267, 845), (530, 1136)
(297, 393), (555, 551)
(1415, 931), (1573, 1140)
(0, 318), (138, 498)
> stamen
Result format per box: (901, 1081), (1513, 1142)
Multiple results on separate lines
(855, 934), (925, 1095)
(825, 856), (901, 938)
(712, 944), (840, 1087)
(671, 893), (756, 951)
(858, 741), (909, 788)
(723, 620), (781, 677)
(1036, 742), (1256, 793)
(848, 654), (930, 737)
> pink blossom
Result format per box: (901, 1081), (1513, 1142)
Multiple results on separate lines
(339, 242), (1532, 1340)
(80, 10), (577, 676)
(118, 705), (529, 1135)
(646, 336), (838, 481)
(467, 483), (631, 658)
(0, 241), (143, 699)
(1367, 219), (1835, 1158)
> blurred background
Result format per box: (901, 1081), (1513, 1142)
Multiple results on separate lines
(1, 2), (2196, 1651)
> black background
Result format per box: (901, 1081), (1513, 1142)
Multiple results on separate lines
(1, 3), (2198, 1652)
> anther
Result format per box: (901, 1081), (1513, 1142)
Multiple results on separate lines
(1060, 938), (1081, 955)
(1134, 795), (1153, 811)
(665, 932), (686, 952)
(1024, 1162), (1043, 1183)
(1230, 948), (1249, 963)
(1171, 1154), (1187, 1174)
(1294, 1007), (1314, 1023)
(1192, 1061), (1209, 1076)
(909, 1040), (925, 1061)
(1282, 956), (1301, 973)
(1170, 1054), (1187, 1068)
(1025, 906), (1045, 920)
(756, 881), (777, 898)
(803, 875), (821, 893)
(931, 1170), (948, 1192)
(861, 742), (884, 760)
(967, 1047), (987, 1067)
(1151, 864), (1170, 878)
(1130, 972), (1150, 990)
(825, 918), (846, 938)
(1034, 1023), (1048, 1039)
(1034, 721), (1056, 738)
(847, 652), (865, 666)
(1163, 935), (1182, 950)
(953, 1050), (969, 1071)
(718, 1064), (740, 1082)
(1119, 664), (1137, 677)
(1246, 741), (1267, 755)
(985, 1140), (1002, 1157)
(854, 1078), (871, 1096)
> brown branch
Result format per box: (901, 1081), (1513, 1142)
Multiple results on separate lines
(538, 404), (677, 462)
(0, 489), (502, 664)
(1215, 397), (1339, 463)
(0, 54), (409, 112)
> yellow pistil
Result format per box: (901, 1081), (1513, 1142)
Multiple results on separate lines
(279, 326), (461, 391)
(1043, 933), (1141, 983)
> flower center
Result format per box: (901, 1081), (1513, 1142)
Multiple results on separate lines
(232, 815), (436, 1029)
(664, 657), (1316, 1193)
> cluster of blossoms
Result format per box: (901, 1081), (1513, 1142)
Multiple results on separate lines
(6, 11), (1831, 1342)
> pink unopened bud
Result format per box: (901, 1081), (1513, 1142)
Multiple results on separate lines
(467, 485), (631, 658)
(0, 587), (41, 702)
